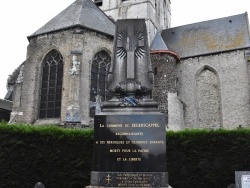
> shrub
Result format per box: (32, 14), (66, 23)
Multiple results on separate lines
(0, 123), (249, 188)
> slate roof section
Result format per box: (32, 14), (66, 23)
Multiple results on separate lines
(29, 0), (115, 38)
(0, 99), (12, 111)
(161, 13), (250, 58)
(150, 31), (169, 51)
(150, 31), (180, 60)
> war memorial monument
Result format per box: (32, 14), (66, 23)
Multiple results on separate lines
(87, 19), (170, 188)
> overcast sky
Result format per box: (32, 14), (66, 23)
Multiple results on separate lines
(0, 0), (249, 98)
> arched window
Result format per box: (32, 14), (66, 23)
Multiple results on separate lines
(196, 66), (222, 128)
(90, 50), (112, 117)
(39, 50), (64, 119)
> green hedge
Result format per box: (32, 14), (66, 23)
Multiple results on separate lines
(0, 123), (93, 188)
(167, 129), (250, 188)
(0, 123), (250, 188)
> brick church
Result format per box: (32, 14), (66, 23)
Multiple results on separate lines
(2, 0), (250, 130)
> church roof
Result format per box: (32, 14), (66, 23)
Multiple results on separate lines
(161, 13), (250, 58)
(150, 31), (180, 60)
(0, 99), (12, 111)
(150, 31), (169, 51)
(29, 0), (115, 38)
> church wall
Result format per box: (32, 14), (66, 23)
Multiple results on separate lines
(99, 0), (171, 43)
(100, 0), (118, 10)
(13, 28), (113, 124)
(150, 53), (184, 130)
(196, 67), (222, 128)
(176, 50), (250, 129)
(100, 0), (156, 10)
(155, 0), (171, 29)
(104, 2), (156, 42)
(151, 53), (177, 114)
(78, 32), (113, 125)
(168, 92), (184, 131)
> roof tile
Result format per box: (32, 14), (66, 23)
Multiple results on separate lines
(29, 0), (115, 38)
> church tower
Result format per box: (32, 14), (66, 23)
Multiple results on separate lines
(93, 0), (171, 42)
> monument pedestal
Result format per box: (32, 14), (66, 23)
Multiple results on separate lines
(87, 19), (171, 188)
(88, 111), (169, 187)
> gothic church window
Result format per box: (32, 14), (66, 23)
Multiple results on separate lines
(196, 66), (222, 128)
(90, 50), (112, 117)
(39, 50), (64, 119)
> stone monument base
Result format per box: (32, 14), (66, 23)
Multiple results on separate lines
(87, 172), (169, 188)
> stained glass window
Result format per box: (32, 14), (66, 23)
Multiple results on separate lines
(39, 50), (64, 119)
(90, 50), (112, 117)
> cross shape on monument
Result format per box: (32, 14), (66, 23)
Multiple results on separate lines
(106, 174), (112, 185)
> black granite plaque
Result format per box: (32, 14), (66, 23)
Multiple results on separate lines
(91, 114), (167, 187)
